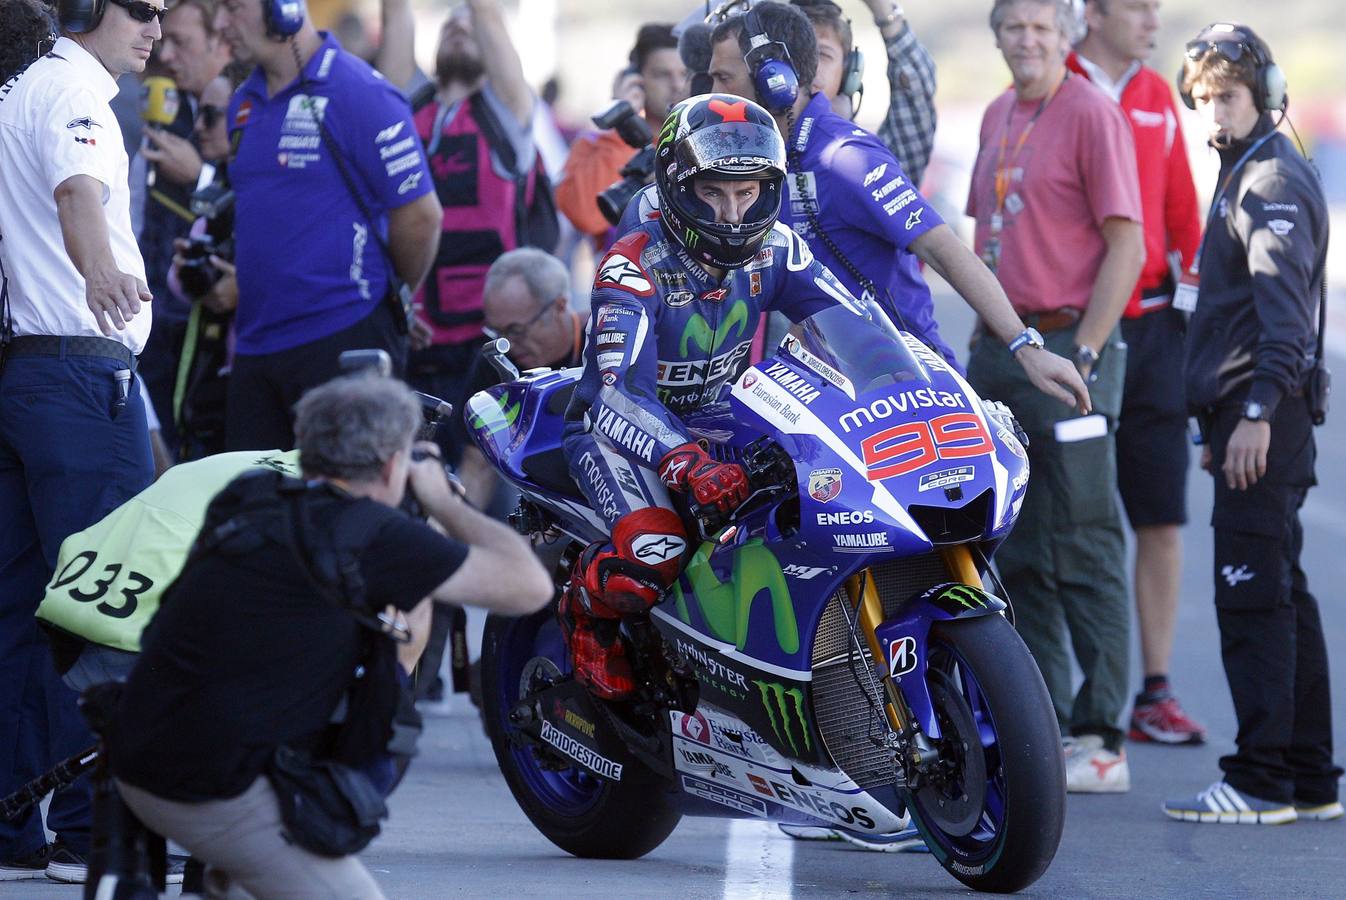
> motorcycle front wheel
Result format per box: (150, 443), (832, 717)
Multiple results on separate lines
(480, 605), (681, 859)
(901, 613), (1065, 894)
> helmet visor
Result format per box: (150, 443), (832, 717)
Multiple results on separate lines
(673, 122), (787, 184)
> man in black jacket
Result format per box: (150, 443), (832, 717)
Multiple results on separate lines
(1165, 23), (1342, 825)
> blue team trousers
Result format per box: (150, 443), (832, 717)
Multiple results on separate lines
(0, 346), (153, 857)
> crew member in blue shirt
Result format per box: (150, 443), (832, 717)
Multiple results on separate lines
(216, 0), (442, 450)
(707, 2), (1071, 390)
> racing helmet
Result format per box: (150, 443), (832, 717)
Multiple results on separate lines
(654, 93), (787, 270)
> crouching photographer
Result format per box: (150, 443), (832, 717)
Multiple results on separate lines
(105, 374), (552, 898)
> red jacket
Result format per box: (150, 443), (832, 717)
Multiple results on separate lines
(1068, 54), (1201, 318)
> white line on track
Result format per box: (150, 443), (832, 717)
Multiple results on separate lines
(723, 819), (794, 900)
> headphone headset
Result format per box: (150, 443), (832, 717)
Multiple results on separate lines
(839, 46), (863, 99)
(264, 0), (307, 40)
(741, 8), (799, 113)
(1178, 23), (1286, 113)
(57, 0), (107, 34)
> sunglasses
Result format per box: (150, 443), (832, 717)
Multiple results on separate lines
(1184, 37), (1254, 64)
(196, 104), (225, 129)
(109, 0), (168, 25)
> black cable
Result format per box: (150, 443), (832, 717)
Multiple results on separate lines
(839, 569), (889, 747)
(783, 107), (916, 340)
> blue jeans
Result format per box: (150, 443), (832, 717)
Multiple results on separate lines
(0, 348), (153, 857)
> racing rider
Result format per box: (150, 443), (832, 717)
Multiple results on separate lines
(559, 94), (843, 699)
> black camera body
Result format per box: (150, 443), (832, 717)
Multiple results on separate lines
(177, 233), (235, 299)
(178, 180), (237, 298)
(592, 99), (656, 226)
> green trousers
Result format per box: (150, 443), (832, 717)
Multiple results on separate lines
(968, 326), (1131, 750)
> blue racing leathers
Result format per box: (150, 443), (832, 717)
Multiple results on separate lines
(563, 218), (857, 529)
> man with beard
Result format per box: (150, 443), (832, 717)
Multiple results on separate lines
(406, 0), (544, 464)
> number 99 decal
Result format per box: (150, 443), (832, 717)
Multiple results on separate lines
(861, 413), (994, 481)
(49, 550), (154, 619)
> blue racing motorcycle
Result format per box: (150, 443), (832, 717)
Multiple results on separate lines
(469, 302), (1065, 893)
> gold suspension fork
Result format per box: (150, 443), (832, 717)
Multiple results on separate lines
(843, 544), (985, 768)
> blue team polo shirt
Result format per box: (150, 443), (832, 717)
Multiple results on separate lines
(783, 92), (959, 370)
(227, 33), (433, 355)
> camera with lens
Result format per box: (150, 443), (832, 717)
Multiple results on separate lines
(177, 181), (237, 298)
(593, 98), (656, 226)
(177, 233), (235, 299)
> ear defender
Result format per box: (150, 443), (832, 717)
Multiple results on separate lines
(742, 9), (799, 113)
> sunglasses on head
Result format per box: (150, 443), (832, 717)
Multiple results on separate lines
(1184, 36), (1254, 64)
(109, 0), (168, 25)
(196, 104), (224, 128)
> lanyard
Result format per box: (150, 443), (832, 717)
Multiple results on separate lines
(1193, 129), (1277, 272)
(992, 71), (1068, 230)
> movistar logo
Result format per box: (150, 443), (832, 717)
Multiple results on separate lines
(754, 680), (811, 755)
(672, 538), (798, 654)
(939, 585), (986, 611)
(679, 300), (749, 358)
(468, 395), (520, 434)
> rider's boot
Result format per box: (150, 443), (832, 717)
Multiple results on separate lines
(558, 508), (688, 701)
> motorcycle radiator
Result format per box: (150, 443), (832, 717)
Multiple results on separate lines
(810, 553), (951, 790)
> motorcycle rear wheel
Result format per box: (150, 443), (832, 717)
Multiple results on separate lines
(480, 605), (681, 859)
(902, 613), (1065, 894)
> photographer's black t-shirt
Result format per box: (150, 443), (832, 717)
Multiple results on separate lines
(109, 491), (466, 802)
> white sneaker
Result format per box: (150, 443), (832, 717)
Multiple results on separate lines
(777, 824), (841, 840)
(1064, 734), (1130, 793)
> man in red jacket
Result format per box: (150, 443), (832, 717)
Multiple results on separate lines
(1070, 0), (1205, 745)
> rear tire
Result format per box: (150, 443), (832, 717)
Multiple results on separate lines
(902, 613), (1065, 893)
(480, 606), (681, 859)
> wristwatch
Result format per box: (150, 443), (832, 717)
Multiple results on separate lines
(1242, 399), (1271, 422)
(1007, 327), (1044, 355)
(1072, 344), (1099, 370)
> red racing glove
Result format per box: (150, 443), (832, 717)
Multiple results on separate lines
(658, 442), (750, 515)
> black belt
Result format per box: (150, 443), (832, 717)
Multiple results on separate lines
(4, 335), (136, 369)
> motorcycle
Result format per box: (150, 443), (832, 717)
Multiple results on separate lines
(467, 302), (1065, 893)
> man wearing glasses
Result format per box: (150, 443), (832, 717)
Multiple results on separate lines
(0, 0), (164, 883)
(134, 0), (234, 456)
(451, 248), (584, 509)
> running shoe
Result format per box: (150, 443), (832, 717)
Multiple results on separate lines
(1164, 781), (1296, 824)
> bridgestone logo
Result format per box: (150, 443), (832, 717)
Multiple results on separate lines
(540, 721), (623, 780)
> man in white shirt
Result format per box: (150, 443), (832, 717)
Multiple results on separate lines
(0, 0), (162, 883)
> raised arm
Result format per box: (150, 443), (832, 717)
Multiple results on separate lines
(467, 0), (532, 126)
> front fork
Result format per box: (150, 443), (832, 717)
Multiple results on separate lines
(843, 546), (984, 782)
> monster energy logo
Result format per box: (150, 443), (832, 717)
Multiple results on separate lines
(938, 584), (987, 611)
(684, 227), (699, 249)
(672, 537), (798, 653)
(659, 113), (678, 149)
(754, 680), (811, 754)
(678, 300), (749, 358)
(468, 395), (520, 434)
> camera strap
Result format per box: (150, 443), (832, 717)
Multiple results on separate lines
(291, 42), (414, 334)
(0, 237), (14, 370)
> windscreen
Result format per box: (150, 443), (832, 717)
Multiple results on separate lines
(783, 299), (930, 396)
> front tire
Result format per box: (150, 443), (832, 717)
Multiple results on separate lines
(480, 605), (681, 859)
(901, 613), (1065, 893)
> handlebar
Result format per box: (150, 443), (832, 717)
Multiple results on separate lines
(687, 438), (796, 543)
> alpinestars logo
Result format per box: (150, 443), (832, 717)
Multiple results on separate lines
(1222, 565), (1255, 587)
(631, 533), (686, 564)
(597, 255), (653, 295)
